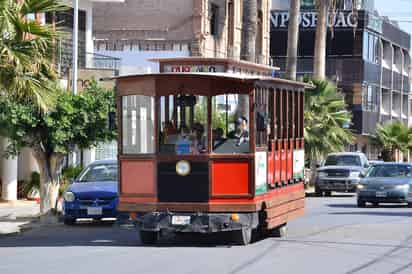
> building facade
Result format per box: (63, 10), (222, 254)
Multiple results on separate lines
(271, 0), (411, 159)
(0, 0), (122, 201)
(93, 0), (272, 73)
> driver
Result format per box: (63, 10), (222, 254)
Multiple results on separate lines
(228, 116), (249, 146)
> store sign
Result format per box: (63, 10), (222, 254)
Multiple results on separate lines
(255, 151), (268, 195)
(164, 64), (225, 73)
(293, 149), (305, 180)
(271, 11), (358, 29)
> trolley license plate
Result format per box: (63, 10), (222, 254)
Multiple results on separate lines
(171, 215), (191, 225)
(87, 207), (102, 215)
(376, 191), (387, 198)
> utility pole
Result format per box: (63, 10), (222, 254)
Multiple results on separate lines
(72, 0), (79, 95)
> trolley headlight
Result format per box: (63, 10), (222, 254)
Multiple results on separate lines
(176, 160), (191, 176)
(64, 192), (75, 202)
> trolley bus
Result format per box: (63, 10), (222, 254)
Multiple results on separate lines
(115, 58), (308, 245)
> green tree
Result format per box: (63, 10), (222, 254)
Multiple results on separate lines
(0, 0), (67, 110)
(372, 121), (411, 162)
(0, 82), (117, 214)
(305, 80), (354, 177)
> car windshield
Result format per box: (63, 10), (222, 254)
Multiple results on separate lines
(367, 165), (412, 178)
(324, 155), (361, 167)
(77, 163), (118, 182)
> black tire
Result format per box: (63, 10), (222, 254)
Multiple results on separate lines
(315, 185), (322, 196)
(272, 223), (287, 238)
(324, 191), (332, 197)
(234, 227), (252, 245)
(140, 230), (159, 245)
(63, 217), (76, 225)
(357, 199), (366, 208)
(407, 203), (412, 208)
(372, 202), (379, 207)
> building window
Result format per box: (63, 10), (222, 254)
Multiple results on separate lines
(210, 4), (219, 36)
(362, 85), (378, 112)
(363, 32), (380, 64)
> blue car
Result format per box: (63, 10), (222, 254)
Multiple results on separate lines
(63, 159), (118, 225)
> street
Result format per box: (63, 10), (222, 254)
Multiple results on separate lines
(1, 195), (412, 274)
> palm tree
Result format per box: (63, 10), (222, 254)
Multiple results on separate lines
(313, 0), (328, 80)
(285, 0), (300, 80)
(305, 79), (354, 180)
(372, 121), (411, 162)
(0, 0), (67, 110)
(241, 0), (257, 62)
(313, 0), (357, 79)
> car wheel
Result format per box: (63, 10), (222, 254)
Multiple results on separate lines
(357, 199), (366, 208)
(63, 217), (76, 225)
(315, 186), (322, 196)
(233, 226), (252, 245)
(407, 203), (412, 208)
(271, 223), (287, 238)
(139, 230), (159, 245)
(372, 202), (379, 207)
(324, 191), (332, 197)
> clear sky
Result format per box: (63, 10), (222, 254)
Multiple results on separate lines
(375, 0), (412, 35)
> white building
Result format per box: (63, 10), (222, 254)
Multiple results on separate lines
(0, 0), (123, 202)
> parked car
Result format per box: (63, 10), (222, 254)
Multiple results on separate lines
(369, 160), (384, 166)
(357, 163), (412, 207)
(63, 159), (118, 225)
(315, 152), (369, 196)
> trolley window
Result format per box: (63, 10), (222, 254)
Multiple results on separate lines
(122, 95), (155, 154)
(159, 95), (208, 155)
(212, 94), (250, 154)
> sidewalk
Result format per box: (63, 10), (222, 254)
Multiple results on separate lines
(0, 200), (40, 236)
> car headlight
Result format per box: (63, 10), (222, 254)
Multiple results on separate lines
(357, 184), (365, 189)
(64, 192), (75, 202)
(349, 171), (361, 178)
(318, 172), (327, 178)
(395, 184), (410, 190)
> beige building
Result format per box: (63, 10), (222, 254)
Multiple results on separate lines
(93, 0), (272, 71)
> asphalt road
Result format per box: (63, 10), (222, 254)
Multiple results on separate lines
(1, 194), (412, 274)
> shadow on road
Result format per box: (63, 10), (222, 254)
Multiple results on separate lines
(305, 193), (356, 198)
(327, 203), (410, 209)
(330, 211), (412, 217)
(0, 221), (266, 248)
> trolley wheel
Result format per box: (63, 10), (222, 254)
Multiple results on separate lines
(271, 223), (287, 238)
(357, 199), (366, 208)
(234, 226), (252, 245)
(63, 217), (76, 225)
(139, 230), (159, 245)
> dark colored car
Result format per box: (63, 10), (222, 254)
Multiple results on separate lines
(63, 159), (118, 225)
(357, 163), (412, 207)
(315, 152), (369, 196)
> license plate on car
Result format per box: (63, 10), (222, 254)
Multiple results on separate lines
(171, 215), (191, 225)
(87, 207), (102, 215)
(376, 191), (387, 198)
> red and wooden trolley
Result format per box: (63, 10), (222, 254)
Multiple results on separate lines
(115, 58), (308, 245)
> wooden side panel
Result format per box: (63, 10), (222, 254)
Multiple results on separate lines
(120, 159), (156, 196)
(264, 184), (305, 229)
(211, 161), (250, 196)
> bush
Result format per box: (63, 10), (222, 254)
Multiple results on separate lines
(59, 166), (84, 196)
